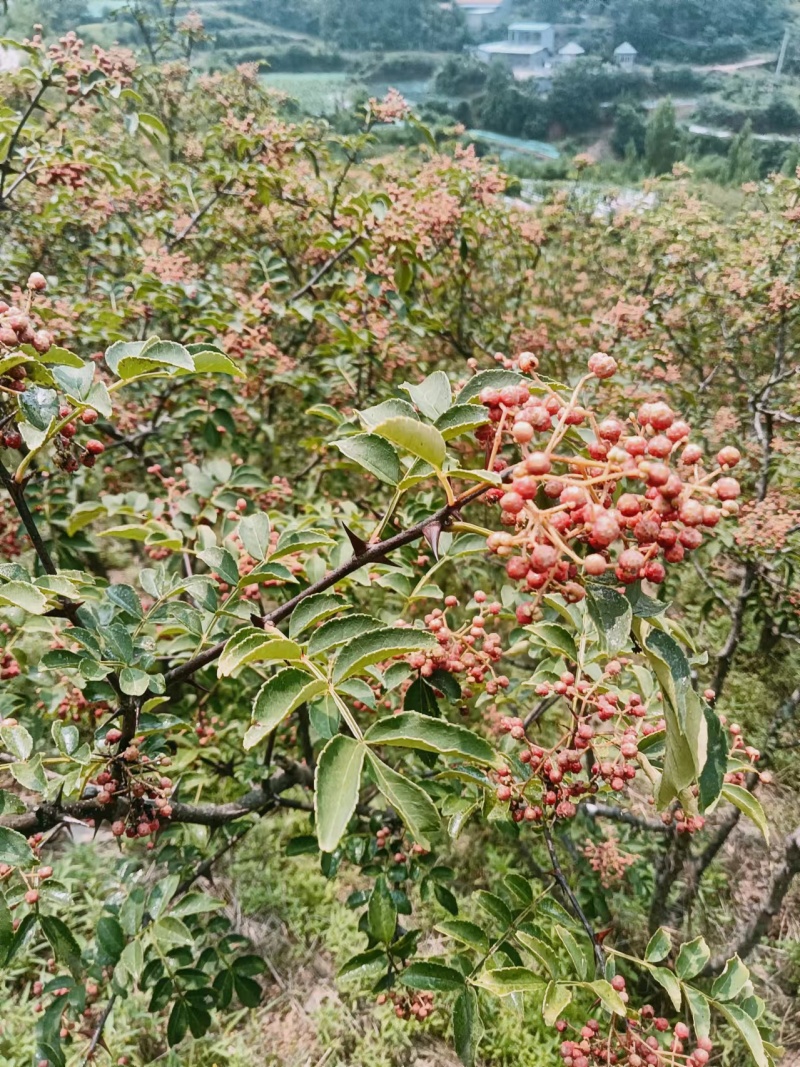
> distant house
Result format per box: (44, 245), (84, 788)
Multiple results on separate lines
(452, 0), (513, 34)
(557, 41), (586, 64)
(508, 22), (555, 52)
(474, 22), (554, 70)
(614, 41), (638, 69)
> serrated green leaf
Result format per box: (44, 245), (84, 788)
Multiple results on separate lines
(683, 985), (711, 1039)
(587, 585), (633, 654)
(645, 964), (682, 1010)
(307, 614), (382, 657)
(453, 986), (483, 1067)
(289, 593), (349, 638)
(0, 826), (34, 867)
(588, 979), (627, 1017)
(217, 628), (302, 677)
(543, 981), (573, 1025)
(368, 877), (397, 944)
(436, 920), (490, 954)
(715, 1001), (769, 1067)
(365, 711), (495, 765)
(400, 961), (465, 992)
(435, 403), (489, 440)
(456, 369), (523, 404)
(315, 736), (366, 852)
(401, 371), (452, 420)
(645, 926), (671, 963)
(337, 946), (388, 980)
(711, 955), (750, 1001)
(40, 915), (82, 977)
(245, 667), (326, 749)
(527, 623), (577, 661)
(1, 724), (33, 760)
(371, 416), (446, 470)
(239, 512), (271, 560)
(333, 627), (437, 683)
(152, 916), (194, 947)
(365, 750), (440, 849)
(473, 966), (543, 996)
(721, 784), (769, 842)
(334, 433), (401, 485)
(0, 581), (48, 614)
(676, 936), (711, 980)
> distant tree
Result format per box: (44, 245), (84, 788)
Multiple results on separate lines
(645, 97), (683, 174)
(435, 56), (488, 97)
(727, 120), (759, 183)
(319, 0), (466, 51)
(608, 0), (783, 61)
(611, 103), (647, 158)
(763, 94), (800, 134)
(474, 63), (545, 138)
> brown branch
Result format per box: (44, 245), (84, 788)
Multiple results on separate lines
(582, 801), (672, 835)
(163, 479), (494, 688)
(0, 76), (51, 205)
(543, 823), (605, 973)
(288, 233), (362, 302)
(702, 824), (800, 976)
(2, 761), (314, 838)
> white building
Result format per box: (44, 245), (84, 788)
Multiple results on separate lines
(474, 22), (554, 70)
(453, 0), (513, 34)
(614, 41), (638, 69)
(507, 22), (555, 52)
(557, 41), (586, 64)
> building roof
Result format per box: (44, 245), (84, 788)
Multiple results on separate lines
(614, 41), (638, 54)
(558, 41), (585, 55)
(476, 41), (550, 54)
(508, 22), (553, 32)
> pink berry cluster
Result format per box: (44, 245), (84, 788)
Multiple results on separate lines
(557, 995), (714, 1067)
(407, 592), (505, 694)
(0, 647), (20, 680)
(0, 276), (106, 469)
(376, 988), (435, 1021)
(476, 351), (741, 604)
(493, 663), (657, 823)
(90, 733), (174, 845)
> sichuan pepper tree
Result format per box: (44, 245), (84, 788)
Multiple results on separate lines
(0, 25), (795, 1067)
(0, 269), (781, 1067)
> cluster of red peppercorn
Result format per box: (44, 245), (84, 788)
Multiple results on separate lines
(0, 502), (22, 558)
(493, 660), (656, 823)
(407, 592), (506, 694)
(54, 401), (105, 473)
(88, 731), (174, 844)
(0, 274), (106, 468)
(0, 647), (20, 680)
(376, 988), (436, 1021)
(51, 686), (110, 723)
(478, 351), (741, 605)
(557, 988), (714, 1067)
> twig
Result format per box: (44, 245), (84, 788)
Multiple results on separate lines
(543, 823), (605, 973)
(288, 234), (362, 302)
(163, 477), (495, 688)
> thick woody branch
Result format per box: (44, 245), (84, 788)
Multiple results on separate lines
(1, 761), (314, 838)
(164, 481), (493, 688)
(702, 824), (800, 976)
(582, 801), (671, 834)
